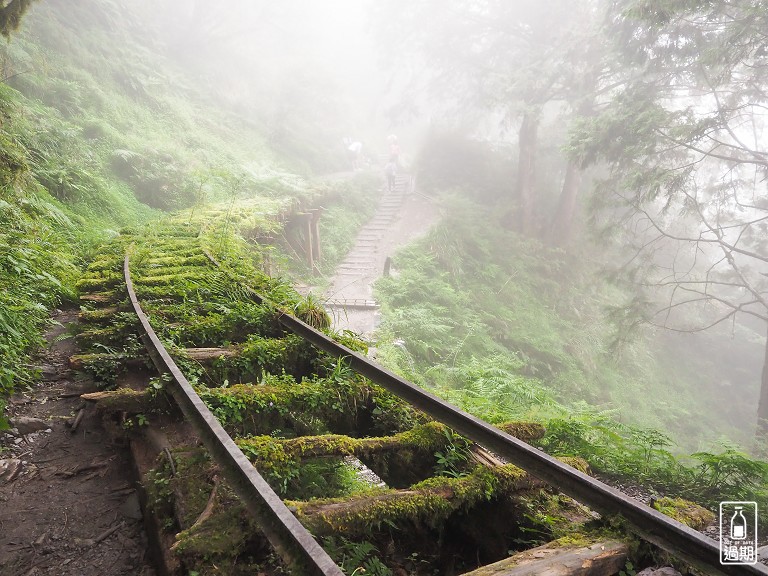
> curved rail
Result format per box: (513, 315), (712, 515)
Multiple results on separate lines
(124, 252), (344, 576)
(127, 248), (767, 576)
(276, 314), (765, 576)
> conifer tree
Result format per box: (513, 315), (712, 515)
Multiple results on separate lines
(0, 0), (35, 39)
(578, 0), (768, 444)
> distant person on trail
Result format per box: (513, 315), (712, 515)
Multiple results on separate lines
(387, 134), (400, 165)
(385, 159), (397, 192)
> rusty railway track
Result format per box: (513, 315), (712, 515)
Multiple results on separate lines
(73, 225), (768, 576)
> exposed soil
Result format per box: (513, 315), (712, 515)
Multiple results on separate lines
(0, 309), (154, 576)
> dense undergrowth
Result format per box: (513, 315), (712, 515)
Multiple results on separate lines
(372, 197), (768, 524)
(76, 211), (478, 574)
(0, 0), (346, 420)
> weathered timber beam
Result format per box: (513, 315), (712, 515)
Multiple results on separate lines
(69, 353), (144, 371)
(459, 539), (628, 576)
(78, 307), (121, 323)
(81, 389), (154, 412)
(239, 422), (448, 461)
(181, 347), (239, 361)
(239, 423), (451, 486)
(79, 292), (118, 303)
(289, 464), (538, 536)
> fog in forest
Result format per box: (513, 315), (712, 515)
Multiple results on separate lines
(128, 0), (768, 448)
(9, 0), (768, 454)
(4, 2), (768, 573)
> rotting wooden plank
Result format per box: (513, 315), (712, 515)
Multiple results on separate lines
(459, 540), (628, 576)
(289, 464), (540, 537)
(181, 347), (239, 361)
(81, 389), (154, 413)
(69, 353), (142, 370)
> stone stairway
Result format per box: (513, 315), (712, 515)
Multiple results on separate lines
(324, 171), (438, 337)
(333, 174), (410, 279)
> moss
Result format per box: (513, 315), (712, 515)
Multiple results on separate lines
(75, 274), (122, 291)
(497, 421), (546, 441)
(290, 464), (530, 536)
(135, 271), (212, 287)
(237, 422), (452, 490)
(555, 456), (590, 475)
(142, 253), (210, 267)
(550, 532), (595, 548)
(652, 497), (715, 529)
(197, 375), (416, 438)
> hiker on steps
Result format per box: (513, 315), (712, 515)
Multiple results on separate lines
(387, 134), (400, 166)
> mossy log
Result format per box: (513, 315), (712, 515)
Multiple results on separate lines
(78, 307), (121, 323)
(76, 278), (122, 292)
(76, 326), (139, 347)
(197, 378), (419, 437)
(651, 497), (715, 530)
(134, 270), (211, 287)
(81, 388), (155, 412)
(68, 352), (143, 371)
(460, 538), (628, 575)
(142, 245), (204, 258)
(496, 421), (546, 440)
(181, 347), (239, 361)
(289, 464), (539, 537)
(238, 422), (451, 486)
(79, 291), (120, 303)
(173, 336), (317, 383)
(142, 254), (211, 267)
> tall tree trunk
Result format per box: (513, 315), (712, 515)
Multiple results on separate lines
(549, 160), (583, 246)
(516, 110), (539, 236)
(756, 326), (768, 452)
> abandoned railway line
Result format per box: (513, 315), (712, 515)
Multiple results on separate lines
(69, 213), (767, 576)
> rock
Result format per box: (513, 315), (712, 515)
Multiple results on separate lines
(36, 364), (59, 381)
(121, 492), (143, 520)
(637, 568), (683, 576)
(10, 416), (50, 435)
(0, 459), (22, 483)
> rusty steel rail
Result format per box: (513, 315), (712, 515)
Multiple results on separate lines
(172, 249), (765, 575)
(123, 253), (344, 576)
(273, 313), (768, 576)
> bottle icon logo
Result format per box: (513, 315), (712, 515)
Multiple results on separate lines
(730, 506), (747, 540)
(720, 501), (757, 565)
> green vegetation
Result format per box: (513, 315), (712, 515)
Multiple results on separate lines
(0, 0), (351, 421)
(371, 198), (768, 522)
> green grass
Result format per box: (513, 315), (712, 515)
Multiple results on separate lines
(0, 0), (333, 419)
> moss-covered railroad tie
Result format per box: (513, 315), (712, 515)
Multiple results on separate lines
(238, 422), (453, 485)
(288, 464), (536, 537)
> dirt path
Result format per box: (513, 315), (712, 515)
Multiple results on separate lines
(0, 310), (154, 576)
(324, 176), (440, 338)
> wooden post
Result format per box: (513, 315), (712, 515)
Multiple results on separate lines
(310, 208), (324, 265)
(383, 256), (391, 277)
(304, 213), (314, 271)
